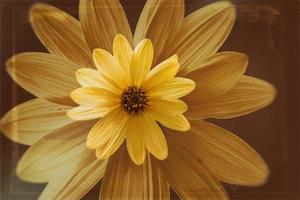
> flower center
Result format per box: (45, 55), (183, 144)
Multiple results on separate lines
(121, 86), (148, 114)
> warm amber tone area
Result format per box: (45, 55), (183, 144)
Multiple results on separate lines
(0, 0), (298, 200)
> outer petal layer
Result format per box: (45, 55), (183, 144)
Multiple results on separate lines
(183, 52), (247, 104)
(134, 0), (184, 63)
(39, 159), (106, 200)
(30, 3), (93, 67)
(79, 0), (133, 52)
(17, 121), (95, 183)
(167, 120), (269, 186)
(164, 1), (236, 72)
(187, 76), (276, 119)
(160, 135), (228, 200)
(1, 98), (72, 146)
(100, 146), (170, 199)
(6, 53), (81, 106)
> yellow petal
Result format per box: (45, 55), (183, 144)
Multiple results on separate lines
(100, 147), (170, 199)
(143, 55), (179, 90)
(168, 120), (269, 186)
(39, 159), (107, 200)
(130, 39), (154, 87)
(70, 87), (120, 106)
(134, 0), (184, 63)
(151, 112), (190, 132)
(95, 120), (126, 160)
(160, 137), (228, 200)
(30, 3), (93, 67)
(148, 77), (195, 98)
(149, 98), (188, 114)
(6, 53), (81, 106)
(0, 98), (73, 146)
(113, 34), (133, 79)
(142, 114), (168, 160)
(187, 76), (276, 119)
(79, 0), (133, 52)
(93, 49), (128, 89)
(87, 108), (128, 150)
(163, 1), (236, 72)
(17, 121), (95, 183)
(67, 105), (115, 121)
(183, 52), (247, 104)
(125, 116), (146, 165)
(76, 68), (113, 89)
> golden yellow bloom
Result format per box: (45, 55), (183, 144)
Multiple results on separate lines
(0, 0), (276, 199)
(67, 34), (195, 164)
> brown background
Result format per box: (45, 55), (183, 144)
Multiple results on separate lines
(0, 0), (299, 199)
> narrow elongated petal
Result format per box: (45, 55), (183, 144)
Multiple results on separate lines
(183, 52), (247, 104)
(113, 35), (133, 82)
(95, 119), (126, 160)
(70, 87), (120, 106)
(17, 121), (95, 183)
(130, 39), (154, 87)
(164, 1), (236, 72)
(167, 120), (269, 186)
(87, 108), (128, 150)
(0, 98), (72, 146)
(67, 105), (114, 121)
(126, 116), (146, 165)
(30, 3), (93, 67)
(100, 147), (170, 199)
(76, 68), (109, 88)
(152, 113), (190, 132)
(142, 114), (168, 160)
(149, 98), (188, 114)
(39, 159), (107, 200)
(93, 49), (128, 89)
(79, 0), (133, 52)
(134, 0), (184, 63)
(160, 137), (228, 200)
(6, 53), (81, 106)
(148, 77), (195, 98)
(144, 55), (179, 90)
(187, 76), (276, 119)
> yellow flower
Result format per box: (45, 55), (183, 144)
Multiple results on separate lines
(67, 35), (195, 164)
(0, 0), (276, 199)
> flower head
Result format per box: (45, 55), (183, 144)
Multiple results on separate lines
(1, 0), (276, 199)
(67, 35), (195, 164)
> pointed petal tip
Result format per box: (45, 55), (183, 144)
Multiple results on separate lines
(95, 151), (110, 161)
(131, 159), (144, 166)
(136, 38), (154, 52)
(114, 34), (127, 41)
(268, 83), (277, 101)
(92, 48), (101, 56)
(15, 155), (45, 183)
(128, 152), (145, 165)
(171, 54), (179, 62)
(65, 109), (76, 121)
(86, 137), (96, 150)
(246, 158), (270, 186)
(153, 150), (168, 161)
(215, 1), (236, 11)
(5, 58), (13, 75)
(29, 3), (53, 22)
